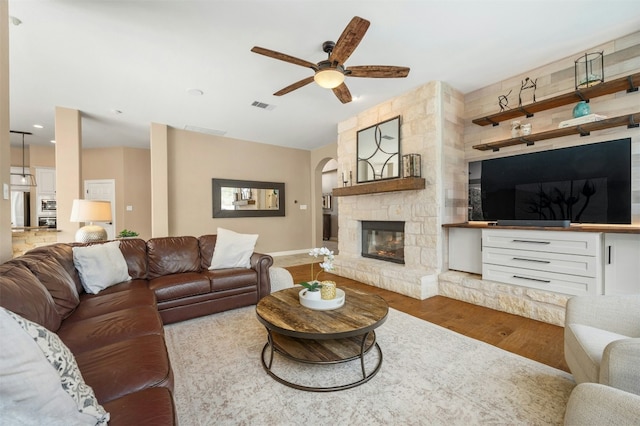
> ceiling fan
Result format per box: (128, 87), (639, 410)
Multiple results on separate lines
(251, 16), (410, 104)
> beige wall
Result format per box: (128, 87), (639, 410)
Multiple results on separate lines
(166, 128), (313, 253)
(464, 31), (640, 224)
(123, 148), (152, 240)
(0, 0), (10, 261)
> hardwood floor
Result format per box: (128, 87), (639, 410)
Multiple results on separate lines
(285, 263), (569, 372)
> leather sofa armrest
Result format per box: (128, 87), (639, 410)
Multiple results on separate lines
(564, 383), (640, 425)
(250, 252), (274, 299)
(600, 337), (640, 396)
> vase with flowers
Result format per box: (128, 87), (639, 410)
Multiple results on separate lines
(299, 247), (335, 301)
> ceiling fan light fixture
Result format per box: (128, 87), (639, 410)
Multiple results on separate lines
(314, 69), (345, 89)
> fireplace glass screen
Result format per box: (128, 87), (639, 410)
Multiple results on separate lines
(361, 221), (405, 264)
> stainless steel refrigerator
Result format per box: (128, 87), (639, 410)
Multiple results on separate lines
(10, 191), (31, 227)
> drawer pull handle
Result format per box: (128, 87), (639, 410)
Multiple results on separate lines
(513, 275), (551, 284)
(512, 239), (551, 244)
(512, 257), (551, 264)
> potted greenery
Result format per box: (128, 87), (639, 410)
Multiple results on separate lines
(117, 229), (139, 238)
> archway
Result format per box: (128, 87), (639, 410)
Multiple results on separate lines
(312, 156), (338, 251)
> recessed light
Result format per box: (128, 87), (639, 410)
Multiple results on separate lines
(50, 140), (56, 144)
(33, 124), (43, 129)
(110, 109), (122, 114)
(186, 88), (204, 96)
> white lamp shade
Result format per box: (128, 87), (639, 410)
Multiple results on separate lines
(314, 69), (345, 89)
(70, 199), (112, 223)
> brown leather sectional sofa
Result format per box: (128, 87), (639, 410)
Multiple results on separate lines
(0, 234), (273, 425)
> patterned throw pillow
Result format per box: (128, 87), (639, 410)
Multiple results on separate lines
(3, 308), (109, 425)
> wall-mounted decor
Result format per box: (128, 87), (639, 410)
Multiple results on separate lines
(212, 178), (285, 218)
(357, 116), (400, 183)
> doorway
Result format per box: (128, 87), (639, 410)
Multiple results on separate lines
(320, 159), (339, 253)
(84, 179), (116, 240)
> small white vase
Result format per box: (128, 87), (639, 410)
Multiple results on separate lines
(302, 289), (322, 300)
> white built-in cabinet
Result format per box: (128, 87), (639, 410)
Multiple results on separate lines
(482, 229), (601, 296)
(603, 233), (640, 295)
(448, 227), (482, 274)
(447, 227), (640, 296)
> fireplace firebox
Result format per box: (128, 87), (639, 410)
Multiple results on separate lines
(361, 221), (405, 264)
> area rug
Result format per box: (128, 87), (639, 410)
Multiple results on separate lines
(164, 306), (575, 425)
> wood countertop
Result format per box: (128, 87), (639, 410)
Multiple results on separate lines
(443, 222), (640, 234)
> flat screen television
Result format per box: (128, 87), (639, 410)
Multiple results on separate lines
(469, 138), (631, 224)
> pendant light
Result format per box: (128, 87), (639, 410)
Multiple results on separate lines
(10, 130), (37, 187)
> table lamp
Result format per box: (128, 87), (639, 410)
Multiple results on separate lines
(70, 199), (112, 242)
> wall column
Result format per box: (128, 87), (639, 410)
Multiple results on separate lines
(0, 0), (11, 261)
(55, 107), (82, 243)
(150, 122), (169, 237)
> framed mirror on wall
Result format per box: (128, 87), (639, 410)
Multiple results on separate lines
(212, 178), (285, 218)
(357, 116), (401, 183)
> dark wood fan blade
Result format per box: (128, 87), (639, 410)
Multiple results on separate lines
(329, 16), (370, 65)
(347, 65), (410, 78)
(274, 76), (315, 96)
(251, 46), (318, 70)
(332, 83), (352, 104)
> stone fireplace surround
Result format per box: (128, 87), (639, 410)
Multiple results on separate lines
(332, 80), (466, 300)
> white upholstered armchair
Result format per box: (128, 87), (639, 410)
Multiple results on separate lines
(564, 294), (640, 395)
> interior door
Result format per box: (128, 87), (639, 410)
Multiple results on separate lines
(84, 179), (116, 240)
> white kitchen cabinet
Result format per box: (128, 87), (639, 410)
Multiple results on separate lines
(603, 233), (640, 295)
(36, 167), (56, 195)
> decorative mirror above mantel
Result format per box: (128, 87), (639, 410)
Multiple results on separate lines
(357, 116), (400, 183)
(212, 178), (285, 218)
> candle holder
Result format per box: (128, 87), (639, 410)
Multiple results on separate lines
(575, 52), (604, 90)
(402, 154), (421, 178)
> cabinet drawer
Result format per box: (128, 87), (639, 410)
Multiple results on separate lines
(482, 264), (596, 296)
(483, 247), (598, 278)
(482, 229), (600, 256)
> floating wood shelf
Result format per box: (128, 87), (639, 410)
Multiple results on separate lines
(472, 72), (640, 127)
(332, 177), (425, 196)
(472, 112), (640, 151)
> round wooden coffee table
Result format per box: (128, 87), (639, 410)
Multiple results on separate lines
(255, 286), (389, 392)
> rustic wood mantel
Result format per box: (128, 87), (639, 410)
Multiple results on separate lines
(332, 177), (425, 197)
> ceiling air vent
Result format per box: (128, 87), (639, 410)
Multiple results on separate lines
(251, 101), (276, 111)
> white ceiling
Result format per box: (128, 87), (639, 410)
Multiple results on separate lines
(8, 1), (640, 150)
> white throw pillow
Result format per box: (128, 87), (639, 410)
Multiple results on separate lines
(0, 307), (109, 425)
(209, 228), (259, 269)
(72, 241), (131, 294)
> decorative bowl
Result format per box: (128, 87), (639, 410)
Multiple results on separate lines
(299, 288), (345, 311)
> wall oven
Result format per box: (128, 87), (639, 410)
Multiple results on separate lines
(38, 216), (57, 229)
(41, 199), (57, 211)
